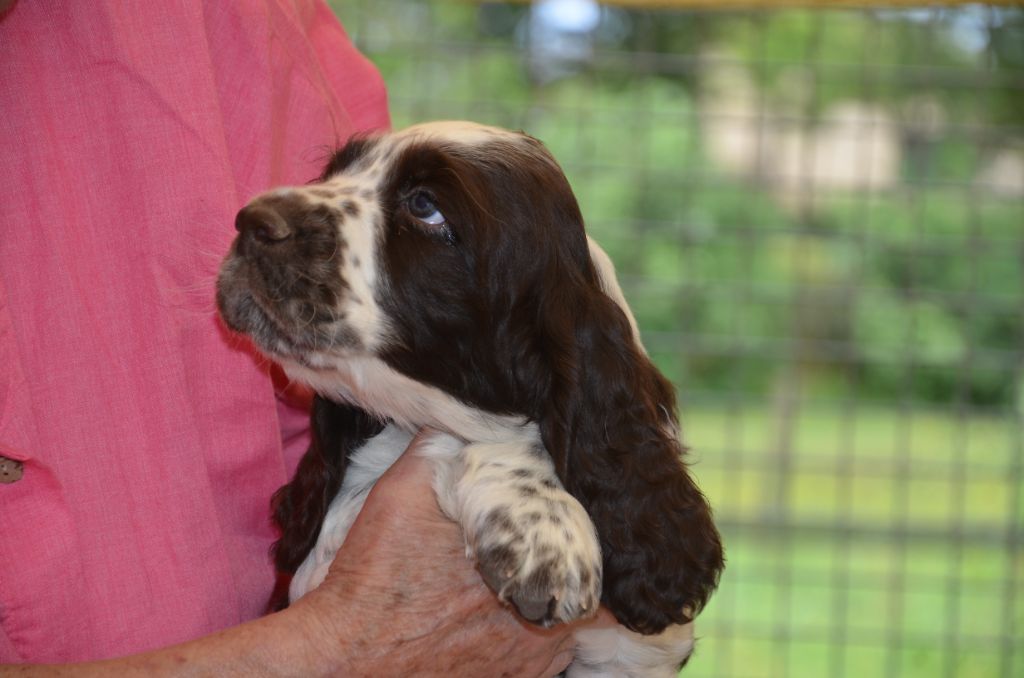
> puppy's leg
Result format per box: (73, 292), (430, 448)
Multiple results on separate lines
(421, 433), (603, 627)
(292, 429), (602, 629)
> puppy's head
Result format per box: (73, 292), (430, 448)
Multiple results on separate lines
(216, 121), (593, 416)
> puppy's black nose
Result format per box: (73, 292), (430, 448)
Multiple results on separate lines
(235, 202), (292, 244)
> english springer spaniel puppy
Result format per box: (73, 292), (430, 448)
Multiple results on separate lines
(216, 121), (723, 676)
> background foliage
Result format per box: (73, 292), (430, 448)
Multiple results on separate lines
(332, 2), (1023, 676)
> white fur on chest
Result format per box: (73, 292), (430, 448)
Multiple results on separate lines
(289, 423), (418, 600)
(283, 354), (535, 443)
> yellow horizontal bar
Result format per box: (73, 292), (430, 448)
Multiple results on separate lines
(491, 0), (1022, 8)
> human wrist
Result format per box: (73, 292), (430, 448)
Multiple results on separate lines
(282, 590), (362, 677)
(294, 567), (461, 677)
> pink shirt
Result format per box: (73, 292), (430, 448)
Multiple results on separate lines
(0, 0), (389, 662)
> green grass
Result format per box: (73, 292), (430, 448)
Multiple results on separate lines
(678, 405), (1024, 678)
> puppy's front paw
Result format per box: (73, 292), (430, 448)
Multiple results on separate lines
(473, 490), (602, 627)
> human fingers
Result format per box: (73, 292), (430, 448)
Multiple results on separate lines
(540, 647), (576, 677)
(337, 429), (452, 548)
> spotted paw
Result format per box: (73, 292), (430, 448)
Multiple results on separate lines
(473, 493), (602, 626)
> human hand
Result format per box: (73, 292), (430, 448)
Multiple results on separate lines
(295, 429), (615, 677)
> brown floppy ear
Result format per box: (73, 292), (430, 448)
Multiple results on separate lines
(268, 395), (384, 611)
(537, 259), (724, 635)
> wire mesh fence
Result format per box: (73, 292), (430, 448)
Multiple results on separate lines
(330, 2), (1023, 676)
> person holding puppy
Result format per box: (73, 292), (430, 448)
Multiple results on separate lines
(0, 1), (607, 674)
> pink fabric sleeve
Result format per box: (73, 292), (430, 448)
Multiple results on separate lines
(0, 0), (389, 662)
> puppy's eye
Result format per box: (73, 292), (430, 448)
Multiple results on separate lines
(407, 191), (446, 227)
